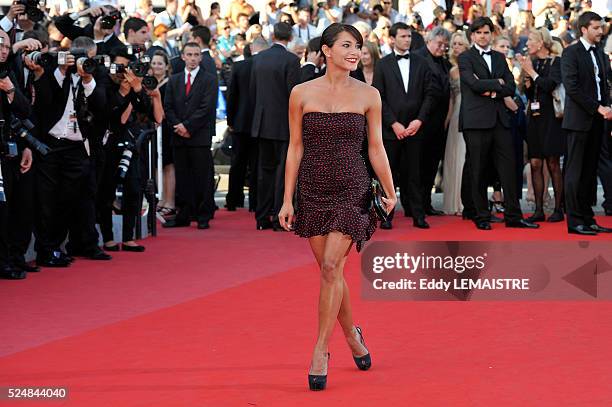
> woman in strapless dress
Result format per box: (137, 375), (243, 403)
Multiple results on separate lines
(278, 23), (396, 391)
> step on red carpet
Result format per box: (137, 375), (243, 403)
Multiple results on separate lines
(1, 211), (611, 406)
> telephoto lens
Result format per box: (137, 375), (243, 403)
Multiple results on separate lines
(29, 51), (56, 67)
(117, 148), (133, 180)
(142, 75), (158, 91)
(100, 9), (122, 29)
(78, 57), (97, 74)
(10, 117), (51, 156)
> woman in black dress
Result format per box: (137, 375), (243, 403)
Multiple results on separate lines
(278, 24), (396, 391)
(519, 27), (565, 222)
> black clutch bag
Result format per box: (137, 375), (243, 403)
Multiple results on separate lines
(371, 178), (388, 222)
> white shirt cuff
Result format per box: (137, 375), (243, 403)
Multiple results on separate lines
(82, 77), (96, 97)
(0, 16), (13, 32)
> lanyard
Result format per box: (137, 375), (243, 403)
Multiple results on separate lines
(69, 75), (80, 133)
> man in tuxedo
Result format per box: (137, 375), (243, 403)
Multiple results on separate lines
(163, 42), (218, 229)
(372, 22), (435, 230)
(415, 26), (452, 217)
(561, 11), (612, 235)
(170, 25), (217, 76)
(458, 17), (537, 230)
(32, 39), (110, 267)
(225, 38), (269, 212)
(250, 22), (300, 230)
(54, 5), (124, 56)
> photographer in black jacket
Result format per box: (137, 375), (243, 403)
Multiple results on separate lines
(31, 36), (109, 267)
(54, 5), (124, 56)
(98, 46), (162, 252)
(0, 30), (35, 279)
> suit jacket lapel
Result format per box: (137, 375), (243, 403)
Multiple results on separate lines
(471, 47), (491, 78)
(578, 44), (597, 82)
(406, 56), (416, 94)
(177, 71), (186, 103)
(389, 56), (406, 94)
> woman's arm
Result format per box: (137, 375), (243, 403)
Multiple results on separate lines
(366, 87), (397, 211)
(278, 85), (305, 230)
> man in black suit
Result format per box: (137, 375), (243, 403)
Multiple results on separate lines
(250, 22), (300, 230)
(170, 25), (217, 76)
(372, 22), (435, 230)
(54, 6), (124, 56)
(225, 38), (269, 212)
(32, 39), (110, 267)
(561, 11), (612, 235)
(458, 17), (537, 231)
(163, 42), (218, 229)
(415, 26), (452, 217)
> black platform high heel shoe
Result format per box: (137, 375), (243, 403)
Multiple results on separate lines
(308, 352), (330, 391)
(352, 326), (372, 371)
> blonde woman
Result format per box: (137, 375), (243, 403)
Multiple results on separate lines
(359, 41), (380, 86)
(442, 31), (469, 215)
(374, 16), (393, 56)
(518, 27), (565, 223)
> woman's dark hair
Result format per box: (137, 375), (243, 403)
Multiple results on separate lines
(320, 23), (363, 53)
(469, 16), (494, 35)
(210, 2), (219, 11)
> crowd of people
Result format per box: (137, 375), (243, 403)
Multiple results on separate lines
(0, 0), (610, 280)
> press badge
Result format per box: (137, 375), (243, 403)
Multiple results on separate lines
(530, 102), (540, 111)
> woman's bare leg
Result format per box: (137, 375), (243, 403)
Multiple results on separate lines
(308, 237), (368, 358)
(163, 164), (176, 209)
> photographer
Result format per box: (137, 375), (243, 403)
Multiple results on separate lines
(55, 5), (123, 56)
(0, 29), (35, 279)
(124, 17), (151, 47)
(98, 46), (161, 252)
(314, 0), (342, 35)
(0, 1), (39, 42)
(32, 37), (109, 267)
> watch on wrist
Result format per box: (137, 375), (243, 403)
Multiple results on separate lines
(6, 87), (15, 94)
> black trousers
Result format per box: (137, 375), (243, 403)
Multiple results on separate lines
(421, 123), (447, 210)
(463, 124), (523, 223)
(565, 116), (604, 228)
(226, 132), (257, 210)
(36, 138), (92, 255)
(383, 137), (424, 220)
(255, 138), (287, 224)
(598, 123), (612, 213)
(173, 146), (215, 224)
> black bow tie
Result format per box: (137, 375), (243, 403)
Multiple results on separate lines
(588, 46), (597, 53)
(480, 50), (492, 56)
(395, 53), (410, 60)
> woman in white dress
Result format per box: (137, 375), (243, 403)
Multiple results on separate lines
(442, 31), (470, 215)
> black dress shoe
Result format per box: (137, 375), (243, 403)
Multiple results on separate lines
(568, 225), (598, 235)
(14, 261), (40, 273)
(197, 220), (210, 229)
(547, 209), (564, 223)
(489, 215), (504, 223)
(605, 209), (612, 216)
(506, 219), (540, 229)
(83, 248), (112, 260)
(425, 207), (445, 216)
(122, 243), (145, 252)
(272, 222), (286, 232)
(413, 217), (430, 229)
(256, 219), (273, 230)
(462, 212), (475, 220)
(308, 353), (330, 391)
(589, 224), (612, 233)
(526, 212), (545, 223)
(224, 204), (237, 211)
(36, 254), (70, 268)
(57, 252), (74, 263)
(1, 265), (26, 279)
(163, 219), (190, 228)
(475, 221), (491, 230)
(103, 244), (120, 252)
(380, 220), (393, 229)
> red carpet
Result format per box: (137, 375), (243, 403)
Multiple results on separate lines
(1, 211), (611, 406)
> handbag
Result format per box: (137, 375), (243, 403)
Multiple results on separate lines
(370, 178), (388, 223)
(550, 57), (565, 119)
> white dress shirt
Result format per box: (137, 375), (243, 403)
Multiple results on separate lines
(49, 68), (96, 141)
(580, 37), (602, 102)
(184, 66), (200, 85)
(474, 44), (493, 73)
(394, 50), (410, 93)
(293, 24), (317, 42)
(0, 17), (24, 41)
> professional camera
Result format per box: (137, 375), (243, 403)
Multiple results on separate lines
(142, 75), (158, 91)
(116, 129), (155, 180)
(70, 48), (97, 74)
(16, 0), (44, 22)
(10, 117), (51, 156)
(100, 8), (122, 30)
(28, 50), (57, 67)
(110, 57), (150, 77)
